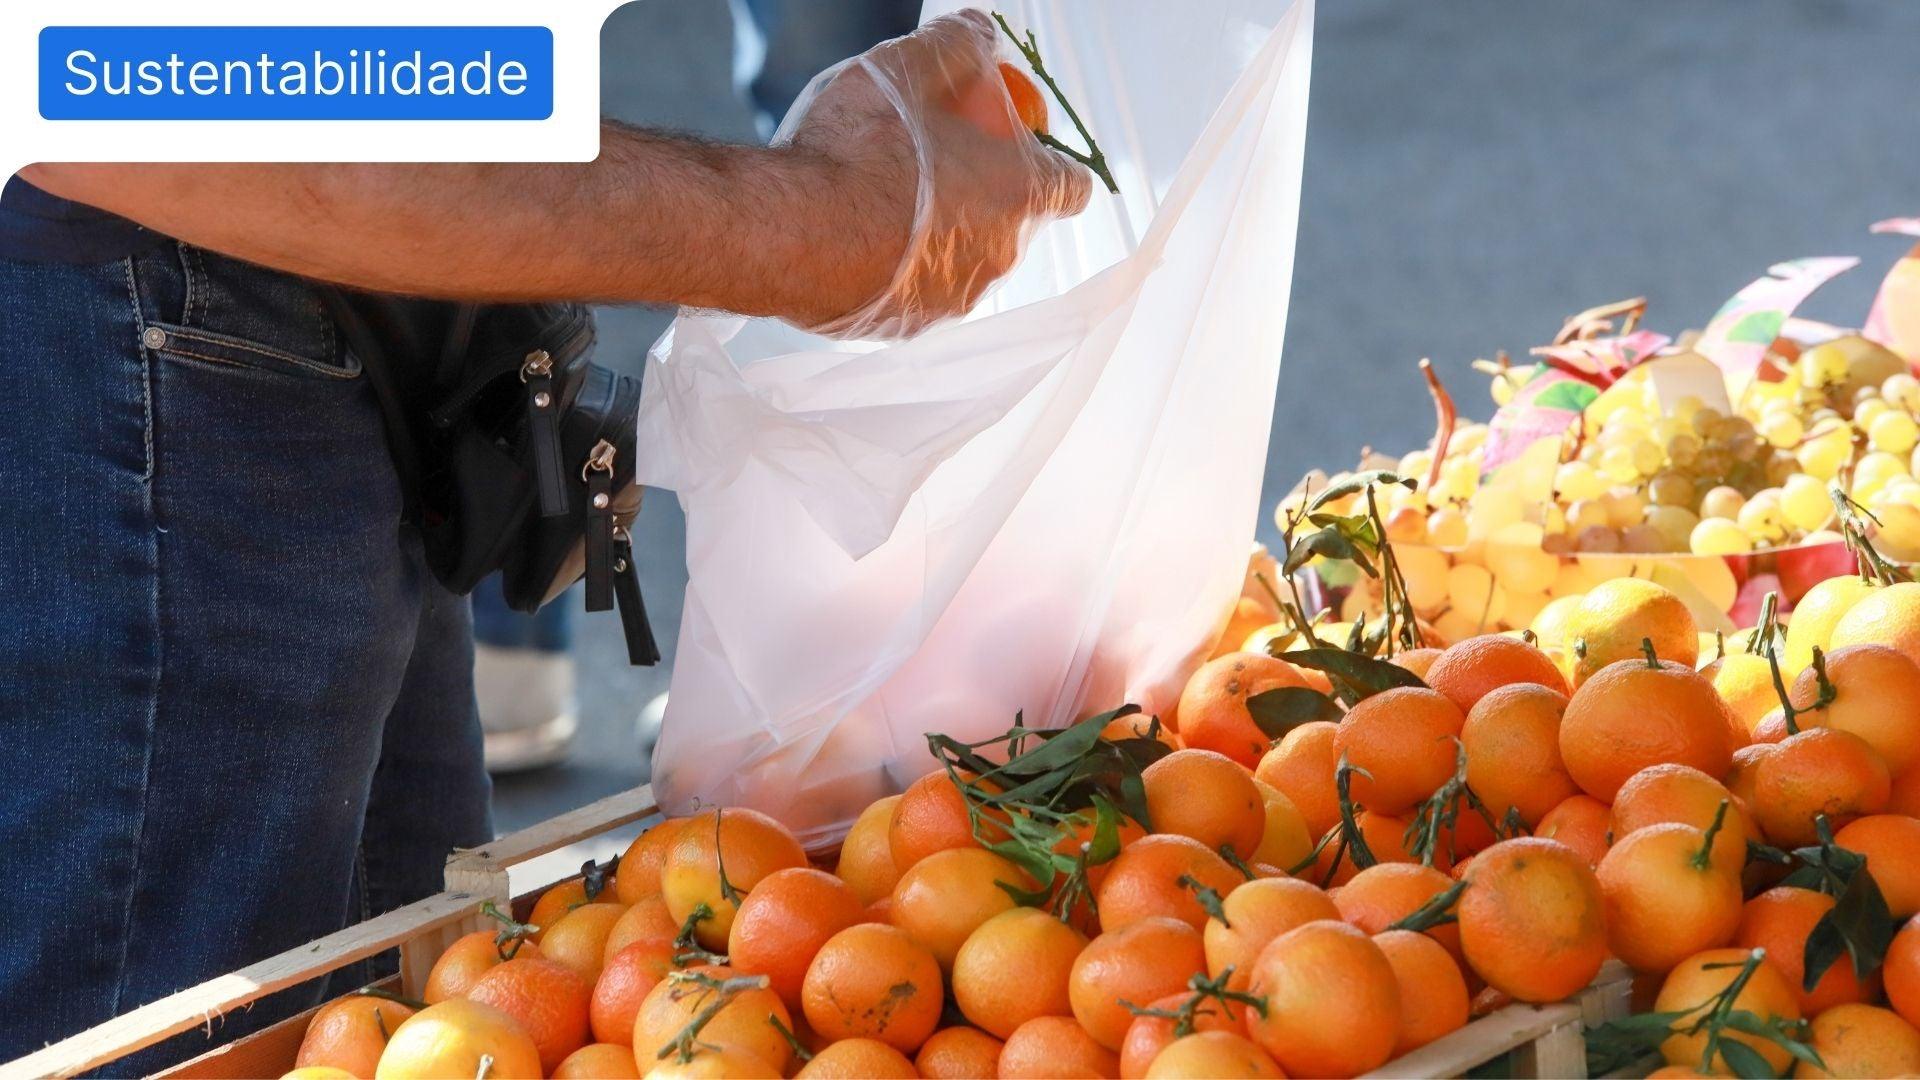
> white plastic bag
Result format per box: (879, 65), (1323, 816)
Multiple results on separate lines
(636, 0), (1315, 847)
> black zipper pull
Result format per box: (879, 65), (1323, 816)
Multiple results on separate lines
(612, 527), (662, 666)
(583, 439), (616, 612)
(523, 349), (568, 518)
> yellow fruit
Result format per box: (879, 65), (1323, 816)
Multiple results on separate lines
(1830, 581), (1920, 670)
(1567, 578), (1697, 685)
(1784, 576), (1878, 675)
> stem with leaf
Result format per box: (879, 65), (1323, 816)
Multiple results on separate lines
(992, 13), (1119, 193)
(655, 970), (775, 1064)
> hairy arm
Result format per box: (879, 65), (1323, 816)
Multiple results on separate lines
(21, 121), (907, 327)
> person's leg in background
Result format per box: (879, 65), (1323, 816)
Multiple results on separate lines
(472, 577), (579, 772)
(0, 243), (488, 1068)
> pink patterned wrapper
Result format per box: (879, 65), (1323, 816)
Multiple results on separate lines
(1865, 218), (1920, 364)
(1533, 329), (1671, 381)
(1696, 257), (1858, 380)
(1481, 365), (1599, 476)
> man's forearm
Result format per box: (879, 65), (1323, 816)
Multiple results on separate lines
(22, 122), (906, 323)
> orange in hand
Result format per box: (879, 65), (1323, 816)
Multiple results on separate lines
(1000, 63), (1048, 134)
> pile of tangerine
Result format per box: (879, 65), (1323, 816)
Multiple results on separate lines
(283, 569), (1920, 1079)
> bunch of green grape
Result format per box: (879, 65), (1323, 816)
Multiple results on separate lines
(1381, 334), (1920, 560)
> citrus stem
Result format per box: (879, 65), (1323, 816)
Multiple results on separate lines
(672, 902), (728, 968)
(479, 900), (539, 961)
(768, 1013), (814, 1064)
(1763, 630), (1803, 736)
(658, 971), (773, 1064)
(713, 809), (743, 906)
(1692, 799), (1731, 871)
(1179, 873), (1230, 926)
(992, 12), (1119, 194)
(1641, 637), (1661, 669)
(1745, 593), (1780, 656)
(357, 986), (430, 1012)
(1388, 879), (1469, 934)
(1332, 754), (1378, 875)
(1809, 647), (1839, 711)
(1831, 487), (1912, 586)
(1217, 845), (1257, 882)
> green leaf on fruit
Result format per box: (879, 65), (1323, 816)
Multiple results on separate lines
(1245, 686), (1342, 740)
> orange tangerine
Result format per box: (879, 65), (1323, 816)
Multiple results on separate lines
(1534, 794), (1613, 867)
(952, 906), (1088, 1040)
(728, 866), (865, 1009)
(999, 1016), (1120, 1079)
(1178, 652), (1312, 768)
(1752, 728), (1891, 846)
(615, 818), (688, 905)
(1244, 919), (1400, 1077)
(1333, 687), (1465, 815)
(915, 1026), (1005, 1080)
(632, 964), (792, 1074)
(1653, 949), (1800, 1075)
(1143, 749), (1266, 859)
(1118, 992), (1246, 1079)
(1458, 838), (1608, 1003)
(1461, 683), (1576, 828)
(1203, 875), (1340, 987)
(1068, 916), (1207, 1050)
(1793, 644), (1920, 776)
(1255, 722), (1342, 841)
(1833, 814), (1920, 917)
(661, 808), (807, 951)
(1096, 833), (1243, 933)
(1143, 1031), (1286, 1078)
(801, 923), (943, 1053)
(1559, 656), (1736, 803)
(1374, 928), (1469, 1055)
(1424, 634), (1568, 714)
(794, 1038), (918, 1079)
(1736, 886), (1878, 1015)
(551, 1043), (642, 1080)
(373, 1000), (541, 1080)
(1595, 821), (1744, 974)
(834, 795), (902, 906)
(891, 847), (1030, 969)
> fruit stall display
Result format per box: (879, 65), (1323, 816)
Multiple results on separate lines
(24, 239), (1920, 1078)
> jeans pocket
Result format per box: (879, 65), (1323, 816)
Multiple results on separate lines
(140, 243), (359, 381)
(143, 320), (361, 380)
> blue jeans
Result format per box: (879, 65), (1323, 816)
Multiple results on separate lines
(0, 244), (493, 1069)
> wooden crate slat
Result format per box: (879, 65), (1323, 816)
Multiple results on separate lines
(6, 890), (483, 1080)
(1362, 1001), (1583, 1079)
(453, 785), (657, 870)
(154, 976), (399, 1080)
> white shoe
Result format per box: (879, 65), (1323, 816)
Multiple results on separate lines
(476, 643), (579, 773)
(636, 691), (668, 772)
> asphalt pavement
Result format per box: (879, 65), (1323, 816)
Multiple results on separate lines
(493, 0), (1920, 831)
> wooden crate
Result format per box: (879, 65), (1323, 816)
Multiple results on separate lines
(1363, 961), (1638, 1079)
(12, 785), (1646, 1080)
(7, 786), (658, 1080)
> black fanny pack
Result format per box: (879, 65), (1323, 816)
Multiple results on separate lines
(320, 290), (660, 666)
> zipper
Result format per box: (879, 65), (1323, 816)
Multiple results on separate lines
(426, 313), (594, 429)
(582, 439), (617, 612)
(522, 350), (569, 518)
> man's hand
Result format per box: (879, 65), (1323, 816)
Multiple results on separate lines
(22, 12), (1090, 338)
(781, 9), (1093, 337)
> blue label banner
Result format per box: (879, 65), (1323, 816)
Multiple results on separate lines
(40, 25), (554, 120)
